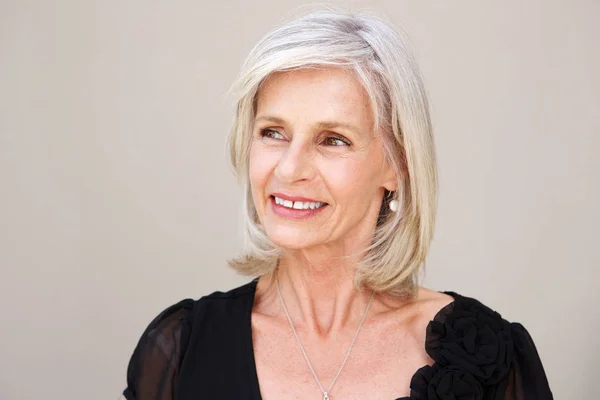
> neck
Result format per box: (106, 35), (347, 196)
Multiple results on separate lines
(272, 253), (374, 337)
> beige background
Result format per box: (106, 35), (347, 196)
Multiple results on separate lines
(1, 0), (598, 399)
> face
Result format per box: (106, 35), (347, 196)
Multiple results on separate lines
(248, 68), (398, 253)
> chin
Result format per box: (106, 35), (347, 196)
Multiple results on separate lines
(265, 226), (323, 251)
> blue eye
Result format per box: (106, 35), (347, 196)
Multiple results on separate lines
(260, 129), (284, 140)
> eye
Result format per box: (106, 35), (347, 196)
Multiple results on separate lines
(259, 128), (285, 140)
(322, 135), (351, 147)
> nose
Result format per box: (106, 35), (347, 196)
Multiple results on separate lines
(273, 140), (316, 184)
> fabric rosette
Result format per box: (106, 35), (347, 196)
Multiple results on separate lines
(410, 364), (483, 400)
(425, 297), (514, 385)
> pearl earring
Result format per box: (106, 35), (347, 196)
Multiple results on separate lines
(389, 199), (399, 212)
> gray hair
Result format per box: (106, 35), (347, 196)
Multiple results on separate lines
(226, 7), (437, 298)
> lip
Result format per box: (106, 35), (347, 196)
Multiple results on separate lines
(269, 194), (328, 220)
(270, 192), (325, 203)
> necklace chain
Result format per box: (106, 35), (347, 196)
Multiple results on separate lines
(275, 273), (375, 400)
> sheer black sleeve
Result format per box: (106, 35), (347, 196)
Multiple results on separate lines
(123, 299), (195, 400)
(499, 323), (553, 399)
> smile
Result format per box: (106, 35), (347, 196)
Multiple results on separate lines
(273, 196), (326, 210)
(269, 194), (329, 220)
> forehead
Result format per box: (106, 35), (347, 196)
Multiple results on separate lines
(255, 68), (374, 127)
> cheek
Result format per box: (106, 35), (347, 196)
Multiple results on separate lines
(323, 157), (379, 201)
(248, 143), (277, 193)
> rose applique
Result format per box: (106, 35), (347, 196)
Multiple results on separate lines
(425, 296), (514, 385)
(410, 364), (483, 400)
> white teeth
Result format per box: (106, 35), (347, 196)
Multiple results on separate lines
(274, 196), (325, 210)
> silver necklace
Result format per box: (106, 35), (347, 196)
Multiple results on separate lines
(275, 274), (375, 400)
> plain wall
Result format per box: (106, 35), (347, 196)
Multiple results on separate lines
(1, 0), (598, 399)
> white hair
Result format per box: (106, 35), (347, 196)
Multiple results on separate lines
(226, 7), (437, 298)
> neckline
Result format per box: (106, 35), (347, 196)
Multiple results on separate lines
(243, 277), (459, 400)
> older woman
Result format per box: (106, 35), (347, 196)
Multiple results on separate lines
(121, 9), (552, 400)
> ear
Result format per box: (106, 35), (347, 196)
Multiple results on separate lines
(381, 161), (400, 192)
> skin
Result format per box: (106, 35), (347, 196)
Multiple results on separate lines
(249, 68), (454, 399)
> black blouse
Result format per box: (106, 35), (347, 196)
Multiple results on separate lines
(123, 278), (553, 399)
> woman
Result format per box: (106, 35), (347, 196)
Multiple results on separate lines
(121, 8), (553, 400)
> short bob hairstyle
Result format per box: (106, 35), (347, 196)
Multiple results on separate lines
(227, 7), (437, 298)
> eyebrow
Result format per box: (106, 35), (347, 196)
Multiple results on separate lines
(254, 115), (361, 134)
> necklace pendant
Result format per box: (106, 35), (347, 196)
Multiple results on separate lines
(323, 392), (330, 400)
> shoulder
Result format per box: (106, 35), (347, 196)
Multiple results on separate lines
(199, 277), (259, 303)
(142, 298), (195, 339)
(421, 288), (521, 379)
(135, 279), (259, 349)
(413, 287), (456, 320)
(141, 278), (259, 338)
(415, 287), (517, 330)
(409, 288), (553, 399)
(123, 279), (259, 399)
